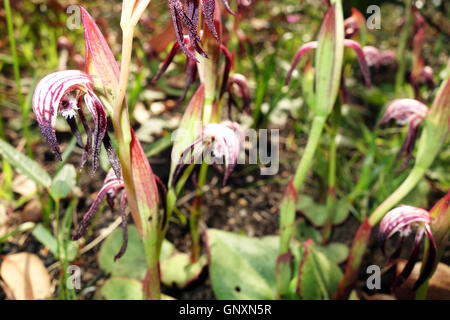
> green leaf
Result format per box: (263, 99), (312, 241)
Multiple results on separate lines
(292, 219), (323, 243)
(314, 1), (344, 116)
(50, 164), (76, 200)
(101, 277), (143, 300)
(297, 196), (349, 226)
(161, 253), (208, 289)
(98, 224), (175, 280)
(316, 242), (349, 264)
(206, 228), (279, 299)
(296, 196), (328, 226)
(298, 243), (343, 299)
(0, 138), (51, 188)
(32, 223), (78, 261)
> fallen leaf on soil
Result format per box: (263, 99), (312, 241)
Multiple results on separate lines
(393, 259), (450, 300)
(0, 252), (51, 300)
(0, 204), (8, 236)
(12, 174), (37, 196)
(21, 198), (42, 222)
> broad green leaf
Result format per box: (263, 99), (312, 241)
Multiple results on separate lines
(50, 164), (76, 200)
(296, 196), (328, 226)
(207, 228), (279, 300)
(101, 277), (143, 300)
(0, 138), (51, 188)
(32, 223), (78, 261)
(161, 253), (208, 289)
(292, 219), (323, 243)
(297, 196), (349, 226)
(100, 277), (175, 300)
(298, 243), (343, 300)
(316, 242), (349, 264)
(98, 224), (174, 280)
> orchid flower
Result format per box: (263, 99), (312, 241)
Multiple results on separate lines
(172, 121), (244, 186)
(410, 9), (435, 98)
(379, 99), (429, 171)
(152, 39), (240, 107)
(344, 8), (365, 39)
(72, 169), (127, 261)
(168, 0), (237, 60)
(362, 46), (397, 71)
(32, 70), (120, 178)
(285, 39), (371, 89)
(379, 205), (437, 290)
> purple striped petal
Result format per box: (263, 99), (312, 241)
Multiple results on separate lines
(380, 99), (429, 126)
(344, 39), (371, 88)
(73, 168), (124, 240)
(285, 41), (318, 85)
(32, 70), (94, 160)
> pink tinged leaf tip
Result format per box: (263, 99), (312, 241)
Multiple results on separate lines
(81, 7), (120, 98)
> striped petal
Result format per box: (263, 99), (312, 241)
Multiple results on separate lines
(32, 70), (94, 159)
(380, 99), (428, 126)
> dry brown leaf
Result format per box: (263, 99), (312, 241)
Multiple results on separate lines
(12, 174), (37, 196)
(0, 204), (8, 236)
(393, 259), (450, 300)
(0, 252), (51, 300)
(21, 198), (42, 223)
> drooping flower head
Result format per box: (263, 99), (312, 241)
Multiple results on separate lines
(379, 99), (429, 171)
(172, 121), (244, 186)
(32, 70), (119, 176)
(72, 169), (127, 261)
(168, 0), (239, 60)
(379, 205), (437, 290)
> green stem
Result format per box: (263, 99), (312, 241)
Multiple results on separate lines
(293, 116), (327, 191)
(322, 104), (340, 242)
(142, 226), (161, 300)
(368, 165), (426, 226)
(190, 162), (208, 262)
(53, 198), (66, 300)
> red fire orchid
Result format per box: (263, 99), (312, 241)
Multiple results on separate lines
(379, 205), (437, 290)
